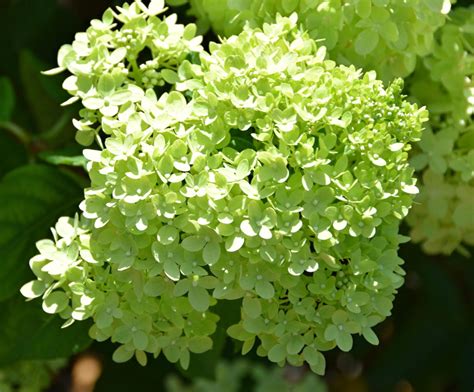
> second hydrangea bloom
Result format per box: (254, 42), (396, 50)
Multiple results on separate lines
(168, 0), (453, 81)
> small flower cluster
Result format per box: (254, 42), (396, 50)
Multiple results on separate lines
(167, 0), (452, 81)
(22, 2), (427, 373)
(46, 0), (202, 146)
(407, 7), (474, 255)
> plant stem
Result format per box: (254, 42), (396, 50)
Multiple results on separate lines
(0, 121), (31, 145)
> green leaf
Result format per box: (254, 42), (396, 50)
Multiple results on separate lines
(188, 286), (210, 312)
(19, 50), (67, 133)
(0, 76), (15, 121)
(426, 0), (449, 12)
(38, 149), (86, 167)
(281, 0), (299, 13)
(380, 21), (399, 42)
(183, 26), (197, 43)
(42, 291), (69, 314)
(242, 297), (261, 319)
(112, 346), (135, 363)
(133, 330), (148, 351)
(166, 91), (188, 119)
(0, 164), (83, 300)
(336, 332), (353, 352)
(354, 29), (379, 56)
(163, 345), (181, 363)
(20, 280), (47, 299)
(240, 220), (257, 236)
(98, 73), (115, 95)
(179, 349), (190, 370)
(83, 97), (103, 110)
(203, 241), (221, 265)
(313, 171), (330, 186)
(188, 336), (213, 353)
(143, 277), (167, 297)
(57, 45), (75, 69)
(287, 335), (304, 355)
(303, 346), (326, 375)
(303, 346), (324, 366)
(268, 344), (286, 363)
(356, 0), (372, 18)
(242, 337), (255, 355)
(174, 279), (190, 296)
(362, 327), (380, 345)
(161, 69), (180, 84)
(164, 260), (180, 281)
(181, 235), (206, 252)
(108, 48), (127, 65)
(225, 235), (245, 252)
(324, 324), (338, 341)
(401, 184), (419, 195)
(227, 324), (247, 340)
(0, 132), (28, 179)
(135, 350), (148, 366)
(109, 90), (132, 105)
(255, 280), (274, 299)
(453, 202), (474, 228)
(0, 294), (91, 366)
(157, 225), (179, 245)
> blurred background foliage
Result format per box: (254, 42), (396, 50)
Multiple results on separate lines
(0, 0), (472, 391)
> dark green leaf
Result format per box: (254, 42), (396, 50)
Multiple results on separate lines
(0, 164), (83, 300)
(0, 293), (91, 365)
(0, 76), (15, 121)
(354, 29), (379, 56)
(19, 50), (67, 133)
(38, 153), (85, 167)
(0, 132), (28, 178)
(38, 145), (86, 167)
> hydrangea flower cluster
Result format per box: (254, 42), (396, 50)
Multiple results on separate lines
(166, 359), (327, 392)
(21, 1), (427, 373)
(167, 0), (452, 81)
(407, 7), (474, 255)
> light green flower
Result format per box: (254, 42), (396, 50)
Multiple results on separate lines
(23, 6), (426, 374)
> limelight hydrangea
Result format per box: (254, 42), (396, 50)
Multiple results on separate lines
(21, 1), (427, 374)
(166, 0), (453, 81)
(407, 7), (474, 255)
(166, 359), (327, 392)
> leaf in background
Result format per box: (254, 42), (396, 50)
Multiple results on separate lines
(0, 164), (83, 301)
(19, 50), (68, 133)
(39, 144), (86, 168)
(39, 153), (86, 167)
(0, 132), (28, 179)
(0, 293), (91, 365)
(0, 76), (15, 121)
